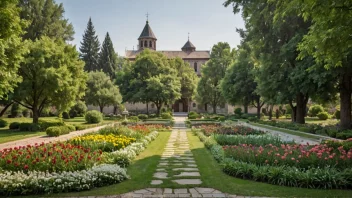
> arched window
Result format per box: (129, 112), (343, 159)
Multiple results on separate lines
(149, 41), (152, 48)
(140, 41), (143, 48)
(144, 40), (147, 48)
(194, 62), (198, 72)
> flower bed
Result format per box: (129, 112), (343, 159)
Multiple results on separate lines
(0, 142), (102, 172)
(69, 134), (136, 152)
(197, 124), (266, 136)
(214, 134), (290, 146)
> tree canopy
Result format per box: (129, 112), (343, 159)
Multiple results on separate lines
(80, 17), (100, 72)
(98, 32), (118, 78)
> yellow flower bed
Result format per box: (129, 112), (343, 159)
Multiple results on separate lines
(70, 134), (136, 151)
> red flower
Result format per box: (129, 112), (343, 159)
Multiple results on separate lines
(6, 159), (12, 164)
(24, 165), (29, 170)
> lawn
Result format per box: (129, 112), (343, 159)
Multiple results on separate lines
(32, 131), (171, 197)
(187, 132), (352, 197)
(0, 117), (116, 144)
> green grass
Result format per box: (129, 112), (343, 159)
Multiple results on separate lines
(35, 131), (171, 197)
(187, 131), (352, 197)
(0, 117), (116, 144)
(248, 122), (322, 141)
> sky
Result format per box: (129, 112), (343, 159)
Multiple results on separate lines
(56, 0), (245, 56)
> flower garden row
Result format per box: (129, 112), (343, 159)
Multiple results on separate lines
(194, 124), (352, 189)
(0, 124), (166, 196)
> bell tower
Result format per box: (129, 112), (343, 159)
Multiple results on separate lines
(138, 14), (157, 51)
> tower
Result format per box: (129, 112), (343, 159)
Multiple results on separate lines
(138, 19), (157, 51)
(181, 33), (196, 52)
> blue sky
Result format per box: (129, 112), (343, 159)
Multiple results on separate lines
(56, 0), (245, 56)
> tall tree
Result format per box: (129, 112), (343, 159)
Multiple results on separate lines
(13, 37), (87, 123)
(85, 71), (122, 113)
(18, 0), (74, 41)
(80, 17), (100, 72)
(170, 57), (198, 112)
(197, 42), (233, 113)
(221, 45), (264, 118)
(99, 32), (118, 78)
(0, 0), (26, 98)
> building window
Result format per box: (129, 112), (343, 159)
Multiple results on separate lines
(149, 41), (152, 48)
(140, 41), (143, 48)
(193, 103), (196, 108)
(194, 62), (198, 72)
(144, 40), (147, 48)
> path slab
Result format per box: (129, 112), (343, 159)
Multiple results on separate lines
(173, 168), (199, 171)
(173, 179), (202, 185)
(175, 172), (200, 177)
(153, 172), (168, 179)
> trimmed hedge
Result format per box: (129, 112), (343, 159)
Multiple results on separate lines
(0, 119), (8, 128)
(19, 123), (40, 132)
(46, 125), (75, 137)
(85, 110), (103, 124)
(161, 112), (172, 119)
(137, 114), (148, 120)
(9, 122), (20, 130)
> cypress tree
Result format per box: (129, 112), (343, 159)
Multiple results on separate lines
(99, 32), (118, 78)
(79, 17), (100, 71)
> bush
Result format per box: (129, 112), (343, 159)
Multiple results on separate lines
(9, 122), (20, 130)
(309, 105), (324, 117)
(128, 116), (139, 122)
(10, 103), (23, 118)
(46, 125), (75, 137)
(62, 112), (70, 119)
(22, 109), (30, 117)
(336, 131), (352, 140)
(85, 110), (103, 124)
(248, 117), (258, 122)
(19, 123), (40, 131)
(317, 112), (329, 120)
(138, 114), (148, 120)
(69, 101), (87, 117)
(234, 108), (242, 116)
(0, 119), (8, 128)
(188, 111), (200, 119)
(335, 109), (340, 119)
(149, 113), (157, 118)
(262, 108), (267, 116)
(241, 114), (249, 119)
(38, 120), (65, 130)
(161, 112), (172, 119)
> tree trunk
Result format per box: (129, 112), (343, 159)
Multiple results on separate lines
(113, 105), (117, 115)
(244, 105), (248, 114)
(99, 106), (104, 113)
(296, 93), (306, 124)
(340, 73), (352, 129)
(268, 105), (273, 120)
(32, 107), (39, 124)
(0, 102), (13, 117)
(212, 103), (217, 114)
(146, 103), (149, 115)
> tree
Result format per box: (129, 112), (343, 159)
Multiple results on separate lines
(221, 45), (264, 118)
(197, 42), (233, 114)
(13, 37), (87, 123)
(18, 0), (74, 41)
(289, 0), (352, 129)
(170, 57), (198, 112)
(0, 0), (25, 98)
(85, 71), (122, 113)
(98, 32), (118, 78)
(79, 17), (100, 72)
(116, 49), (181, 115)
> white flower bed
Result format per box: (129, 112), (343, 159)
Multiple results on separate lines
(105, 131), (159, 167)
(0, 164), (128, 196)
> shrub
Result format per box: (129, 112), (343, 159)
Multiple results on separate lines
(121, 120), (128, 125)
(188, 111), (200, 119)
(38, 120), (65, 130)
(46, 125), (75, 137)
(234, 108), (242, 116)
(262, 108), (267, 116)
(248, 117), (258, 122)
(128, 116), (139, 122)
(22, 109), (30, 117)
(335, 110), (340, 119)
(10, 103), (23, 118)
(9, 122), (20, 130)
(149, 113), (157, 118)
(241, 114), (249, 119)
(0, 119), (8, 128)
(161, 112), (172, 119)
(317, 112), (329, 120)
(85, 110), (103, 124)
(62, 112), (70, 119)
(69, 100), (87, 117)
(336, 131), (352, 140)
(138, 114), (148, 120)
(19, 123), (40, 131)
(309, 105), (324, 117)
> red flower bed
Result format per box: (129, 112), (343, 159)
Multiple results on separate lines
(128, 124), (168, 135)
(223, 143), (352, 170)
(0, 142), (103, 172)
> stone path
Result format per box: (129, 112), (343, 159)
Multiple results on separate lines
(0, 124), (112, 150)
(151, 114), (202, 186)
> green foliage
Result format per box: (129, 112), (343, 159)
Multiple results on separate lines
(137, 114), (148, 120)
(309, 105), (324, 117)
(10, 103), (23, 117)
(79, 17), (100, 71)
(336, 131), (352, 140)
(197, 42), (234, 113)
(98, 32), (118, 78)
(46, 125), (75, 137)
(85, 71), (122, 113)
(19, 123), (40, 132)
(69, 101), (87, 117)
(62, 112), (70, 119)
(335, 110), (341, 120)
(188, 111), (200, 119)
(128, 116), (139, 122)
(325, 140), (352, 151)
(161, 112), (172, 119)
(317, 112), (329, 120)
(214, 134), (289, 147)
(38, 120), (65, 130)
(14, 37), (87, 123)
(234, 108), (242, 116)
(9, 122), (20, 130)
(0, 119), (8, 128)
(85, 110), (103, 124)
(0, 0), (25, 98)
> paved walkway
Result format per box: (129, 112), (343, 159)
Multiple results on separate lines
(0, 124), (111, 150)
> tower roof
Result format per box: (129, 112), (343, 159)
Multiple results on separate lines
(182, 40), (196, 51)
(138, 21), (157, 40)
